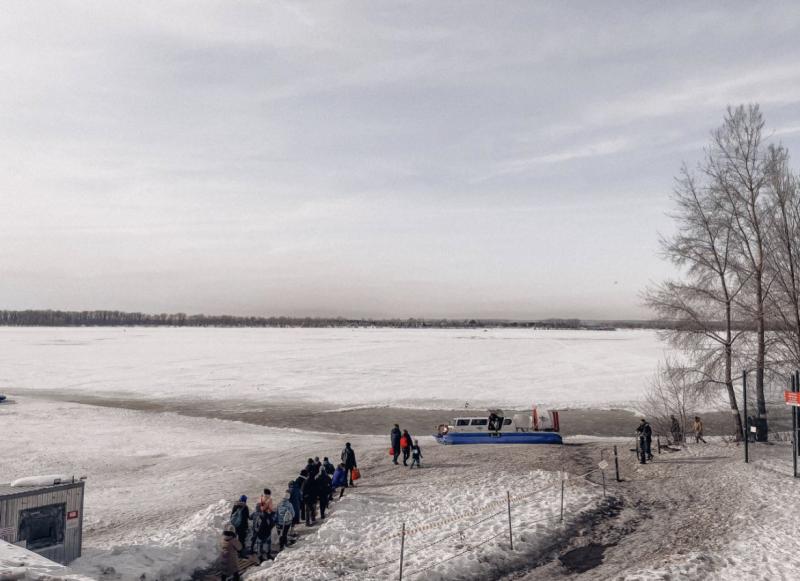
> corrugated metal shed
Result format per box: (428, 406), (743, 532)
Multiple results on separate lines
(0, 479), (85, 564)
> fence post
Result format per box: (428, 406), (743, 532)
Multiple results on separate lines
(506, 491), (513, 550)
(743, 370), (749, 464)
(793, 372), (798, 479)
(399, 522), (405, 581)
(601, 469), (607, 498)
(559, 477), (565, 523)
(657, 435), (661, 455)
(613, 445), (621, 482)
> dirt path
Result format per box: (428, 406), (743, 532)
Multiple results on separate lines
(502, 443), (742, 580)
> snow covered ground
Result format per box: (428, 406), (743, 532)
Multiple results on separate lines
(0, 397), (382, 580)
(248, 450), (602, 581)
(0, 327), (666, 409)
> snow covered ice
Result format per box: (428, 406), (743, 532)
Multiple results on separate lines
(0, 327), (667, 409)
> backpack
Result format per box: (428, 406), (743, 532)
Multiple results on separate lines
(400, 436), (409, 448)
(230, 507), (244, 529)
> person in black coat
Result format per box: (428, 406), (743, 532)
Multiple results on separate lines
(315, 470), (332, 519)
(390, 424), (402, 465)
(341, 442), (357, 486)
(322, 457), (335, 475)
(293, 472), (307, 524)
(230, 496), (250, 553)
(636, 419), (653, 460)
(301, 470), (317, 526)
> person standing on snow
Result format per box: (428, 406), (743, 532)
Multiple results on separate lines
(219, 526), (243, 581)
(289, 477), (302, 526)
(636, 419), (653, 460)
(276, 491), (296, 550)
(693, 416), (707, 443)
(670, 415), (682, 444)
(341, 442), (358, 487)
(257, 489), (274, 515)
(230, 495), (250, 553)
(316, 469), (332, 519)
(331, 463), (347, 498)
(322, 457), (335, 475)
(249, 503), (274, 561)
(390, 424), (402, 465)
(400, 429), (413, 466)
(294, 470), (309, 523)
(409, 440), (423, 468)
(301, 469), (318, 526)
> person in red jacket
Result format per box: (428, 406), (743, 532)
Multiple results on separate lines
(400, 429), (413, 466)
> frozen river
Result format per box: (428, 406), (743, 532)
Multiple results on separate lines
(0, 327), (667, 409)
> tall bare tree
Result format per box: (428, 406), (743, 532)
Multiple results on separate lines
(705, 104), (773, 430)
(765, 146), (800, 370)
(646, 165), (747, 438)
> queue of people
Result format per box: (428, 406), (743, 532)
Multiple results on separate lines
(217, 444), (359, 580)
(389, 424), (422, 468)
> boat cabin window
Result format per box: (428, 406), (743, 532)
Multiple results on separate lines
(470, 419), (488, 426)
(456, 419), (471, 426)
(503, 418), (512, 425)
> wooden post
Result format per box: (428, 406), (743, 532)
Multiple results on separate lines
(791, 373), (800, 478)
(399, 522), (405, 581)
(506, 491), (513, 550)
(613, 445), (621, 482)
(601, 469), (607, 498)
(743, 370), (749, 464)
(559, 478), (565, 523)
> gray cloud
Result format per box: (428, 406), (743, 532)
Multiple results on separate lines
(1, 1), (800, 319)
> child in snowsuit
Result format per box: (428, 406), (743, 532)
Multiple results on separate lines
(276, 492), (296, 550)
(410, 440), (422, 468)
(219, 527), (242, 581)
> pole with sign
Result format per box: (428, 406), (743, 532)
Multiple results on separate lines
(743, 370), (749, 464)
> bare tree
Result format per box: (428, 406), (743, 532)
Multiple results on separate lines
(640, 360), (704, 443)
(705, 104), (774, 431)
(765, 146), (800, 370)
(645, 164), (747, 438)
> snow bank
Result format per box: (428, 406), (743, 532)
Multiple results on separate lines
(70, 500), (228, 580)
(248, 469), (600, 580)
(0, 540), (94, 580)
(0, 327), (665, 409)
(9, 475), (75, 487)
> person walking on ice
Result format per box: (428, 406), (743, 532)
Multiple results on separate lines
(390, 424), (401, 465)
(409, 440), (422, 468)
(341, 442), (358, 487)
(693, 416), (707, 443)
(401, 429), (413, 466)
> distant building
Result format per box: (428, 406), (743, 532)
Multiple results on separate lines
(0, 478), (85, 564)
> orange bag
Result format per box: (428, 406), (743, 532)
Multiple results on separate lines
(352, 467), (361, 481)
(389, 447), (395, 456)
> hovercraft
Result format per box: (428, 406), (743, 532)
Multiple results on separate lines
(435, 407), (562, 445)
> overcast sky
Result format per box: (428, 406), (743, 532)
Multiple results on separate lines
(2, 1), (800, 320)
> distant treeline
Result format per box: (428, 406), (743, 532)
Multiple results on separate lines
(0, 310), (666, 330)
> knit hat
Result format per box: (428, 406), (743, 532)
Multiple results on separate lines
(239, 495), (248, 502)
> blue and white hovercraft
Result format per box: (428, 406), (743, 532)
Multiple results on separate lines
(435, 407), (562, 445)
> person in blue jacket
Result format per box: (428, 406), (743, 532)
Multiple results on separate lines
(331, 463), (347, 498)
